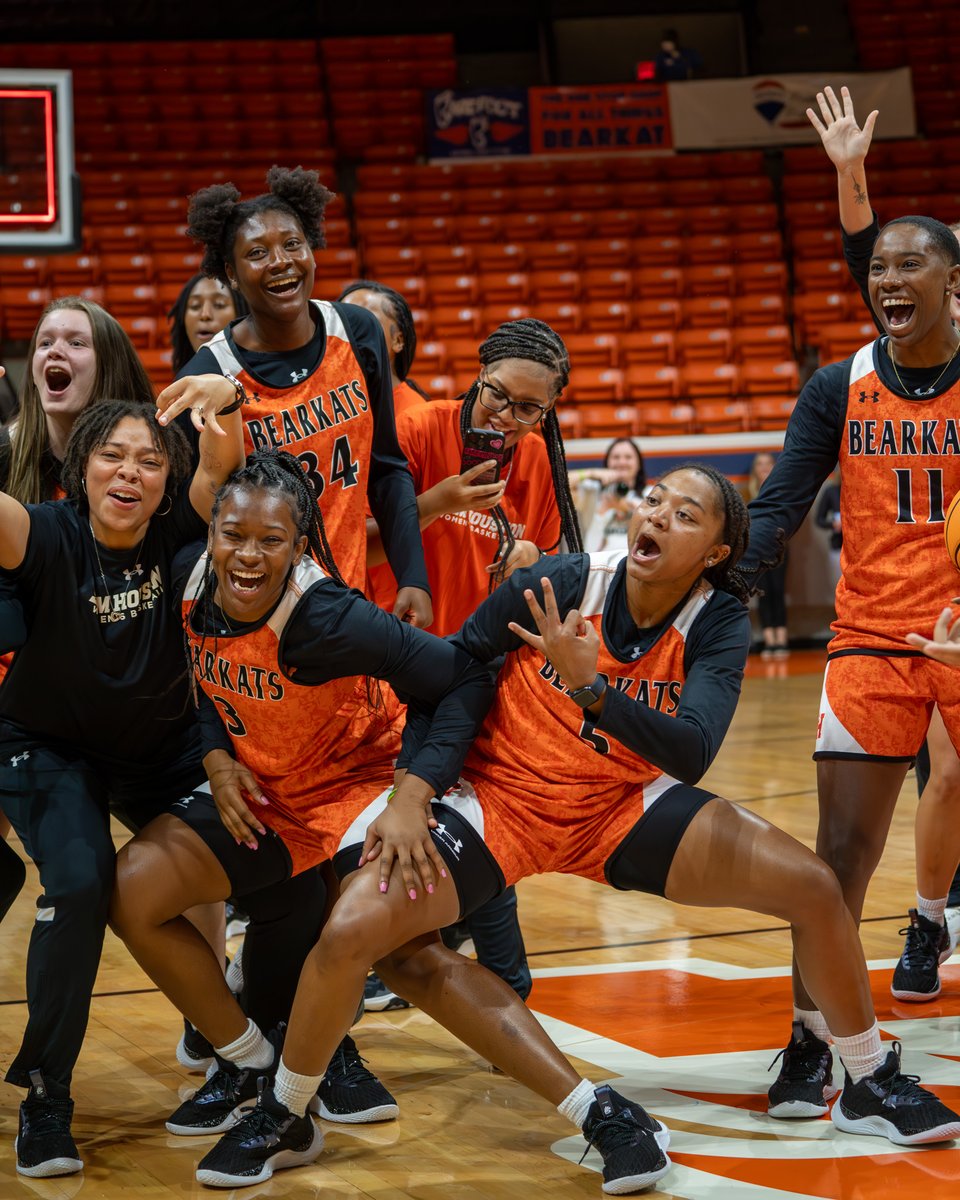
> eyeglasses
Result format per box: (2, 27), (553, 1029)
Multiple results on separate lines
(477, 379), (551, 426)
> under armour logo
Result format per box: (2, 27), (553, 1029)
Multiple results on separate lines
(432, 822), (463, 860)
(857, 390), (880, 403)
(10, 752), (30, 767)
(290, 368), (309, 384)
(123, 563), (144, 582)
(629, 646), (643, 659)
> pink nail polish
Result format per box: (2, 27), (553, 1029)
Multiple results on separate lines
(441, 868), (447, 878)
(358, 856), (364, 867)
(409, 888), (417, 900)
(427, 884), (434, 894)
(379, 881), (387, 893)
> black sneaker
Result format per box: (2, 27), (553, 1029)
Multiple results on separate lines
(176, 1017), (216, 1074)
(196, 1083), (323, 1188)
(363, 971), (412, 1012)
(580, 1085), (670, 1194)
(166, 1028), (283, 1136)
(891, 908), (952, 1001)
(15, 1071), (83, 1178)
(310, 1034), (399, 1124)
(767, 1020), (839, 1118)
(831, 1042), (960, 1144)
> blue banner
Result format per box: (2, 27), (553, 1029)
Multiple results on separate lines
(426, 87), (530, 159)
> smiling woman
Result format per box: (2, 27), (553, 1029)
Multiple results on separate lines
(175, 166), (431, 628)
(0, 393), (243, 1179)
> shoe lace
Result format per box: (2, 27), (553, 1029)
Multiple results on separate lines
(198, 1063), (246, 1103)
(220, 1102), (284, 1147)
(870, 1043), (930, 1104)
(767, 1039), (825, 1082)
(898, 921), (940, 973)
(25, 1098), (72, 1137)
(578, 1109), (644, 1165)
(328, 1043), (376, 1086)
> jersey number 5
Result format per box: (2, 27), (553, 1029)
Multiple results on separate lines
(894, 467), (945, 525)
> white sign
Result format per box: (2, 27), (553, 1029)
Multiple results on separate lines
(668, 68), (915, 149)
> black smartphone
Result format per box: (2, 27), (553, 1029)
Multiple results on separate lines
(460, 427), (507, 484)
(613, 481), (631, 497)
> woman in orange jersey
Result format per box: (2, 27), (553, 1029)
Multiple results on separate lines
(108, 450), (495, 1149)
(338, 280), (430, 419)
(169, 166), (431, 627)
(116, 461), (959, 1192)
(365, 317), (584, 1003)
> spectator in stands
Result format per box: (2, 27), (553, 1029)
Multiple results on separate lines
(572, 437), (647, 552)
(810, 83), (960, 991)
(339, 280), (430, 417)
(168, 273), (249, 375)
(653, 28), (701, 82)
(748, 452), (789, 659)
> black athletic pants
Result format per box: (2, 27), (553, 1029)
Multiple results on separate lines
(0, 737), (203, 1092)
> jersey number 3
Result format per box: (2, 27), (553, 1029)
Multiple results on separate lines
(894, 467), (945, 525)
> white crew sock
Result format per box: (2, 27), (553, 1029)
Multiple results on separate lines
(273, 1057), (323, 1117)
(225, 942), (245, 996)
(794, 1006), (832, 1043)
(834, 1021), (887, 1083)
(916, 893), (948, 926)
(214, 1018), (273, 1070)
(558, 1078), (597, 1129)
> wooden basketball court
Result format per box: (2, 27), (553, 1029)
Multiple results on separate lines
(2, 649), (959, 1198)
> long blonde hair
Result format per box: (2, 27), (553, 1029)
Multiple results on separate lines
(8, 298), (155, 504)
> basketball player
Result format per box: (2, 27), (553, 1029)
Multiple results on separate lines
(363, 317), (583, 1007)
(742, 212), (960, 1116)
(810, 84), (960, 998)
(174, 165), (431, 626)
(0, 388), (243, 1178)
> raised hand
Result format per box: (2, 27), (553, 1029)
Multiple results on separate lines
(807, 85), (878, 174)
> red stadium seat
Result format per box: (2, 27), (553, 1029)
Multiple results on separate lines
(685, 235), (732, 265)
(481, 303), (532, 329)
(314, 248), (361, 284)
(419, 245), (474, 274)
(580, 404), (641, 439)
(120, 316), (160, 350)
(530, 270), (582, 304)
(582, 301), (633, 332)
(376, 275), (429, 307)
(633, 268), (682, 300)
(103, 283), (158, 319)
(0, 287), (53, 340)
(364, 246), (423, 276)
(694, 399), (750, 434)
(618, 330), (675, 366)
(477, 272), (530, 306)
(152, 252), (203, 284)
(471, 243), (527, 272)
(685, 265), (735, 297)
(47, 255), (99, 290)
(816, 320), (877, 360)
(431, 306), (484, 339)
(793, 291), (851, 345)
(580, 238), (642, 269)
(526, 240), (581, 272)
(632, 300), (682, 332)
(422, 374), (457, 400)
(3, 256), (48, 287)
(636, 400), (696, 436)
(680, 363), (739, 399)
(564, 333), (619, 369)
(730, 231), (783, 262)
(675, 328), (732, 364)
(681, 297), (733, 328)
(413, 340), (448, 375)
(532, 302), (582, 333)
(581, 268), (633, 301)
(731, 324), (793, 362)
(793, 258), (849, 292)
(740, 360), (800, 396)
(452, 215), (505, 244)
(554, 406), (584, 439)
(623, 365), (680, 402)
(139, 347), (175, 393)
(731, 294), (787, 327)
(749, 395), (798, 430)
(566, 368), (624, 405)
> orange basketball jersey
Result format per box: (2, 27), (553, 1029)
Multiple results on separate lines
(203, 301), (374, 591)
(368, 400), (561, 635)
(183, 555), (402, 874)
(393, 380), (427, 418)
(462, 553), (712, 884)
(835, 341), (960, 653)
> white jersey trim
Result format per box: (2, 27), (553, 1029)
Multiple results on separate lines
(204, 300), (346, 381)
(184, 553), (330, 641)
(849, 341), (877, 388)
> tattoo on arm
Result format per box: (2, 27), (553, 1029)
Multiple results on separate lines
(853, 180), (867, 206)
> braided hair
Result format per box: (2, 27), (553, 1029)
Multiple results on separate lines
(459, 318), (583, 588)
(187, 166), (335, 286)
(338, 280), (428, 396)
(212, 451), (344, 584)
(657, 462), (780, 604)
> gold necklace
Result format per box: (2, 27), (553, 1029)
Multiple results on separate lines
(89, 522), (147, 593)
(887, 335), (960, 396)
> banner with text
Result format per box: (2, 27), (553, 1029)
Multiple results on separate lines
(668, 69), (915, 149)
(426, 87), (530, 159)
(528, 84), (671, 154)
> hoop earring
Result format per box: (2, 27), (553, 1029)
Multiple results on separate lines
(155, 494), (173, 517)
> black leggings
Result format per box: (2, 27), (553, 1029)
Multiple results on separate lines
(0, 834), (26, 923)
(0, 737), (204, 1091)
(758, 558), (788, 629)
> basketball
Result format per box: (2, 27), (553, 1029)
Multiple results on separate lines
(946, 489), (960, 570)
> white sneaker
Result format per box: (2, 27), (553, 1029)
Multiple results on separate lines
(944, 906), (960, 958)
